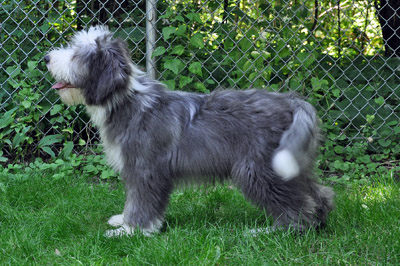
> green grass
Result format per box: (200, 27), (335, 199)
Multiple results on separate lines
(1, 168), (399, 265)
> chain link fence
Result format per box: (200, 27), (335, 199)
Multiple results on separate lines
(0, 0), (399, 159)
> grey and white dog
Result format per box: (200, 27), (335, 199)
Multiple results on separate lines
(45, 26), (334, 236)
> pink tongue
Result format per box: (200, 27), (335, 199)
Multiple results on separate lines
(52, 82), (67, 89)
(52, 82), (73, 89)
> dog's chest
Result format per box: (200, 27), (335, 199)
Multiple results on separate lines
(87, 106), (124, 173)
(100, 131), (124, 173)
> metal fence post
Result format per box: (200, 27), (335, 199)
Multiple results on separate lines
(146, 0), (157, 79)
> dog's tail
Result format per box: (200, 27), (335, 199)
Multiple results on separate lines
(272, 94), (319, 181)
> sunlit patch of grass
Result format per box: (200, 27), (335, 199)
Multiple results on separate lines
(361, 182), (396, 203)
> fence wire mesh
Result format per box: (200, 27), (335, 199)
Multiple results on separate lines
(0, 0), (399, 158)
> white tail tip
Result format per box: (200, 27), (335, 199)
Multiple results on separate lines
(272, 149), (300, 181)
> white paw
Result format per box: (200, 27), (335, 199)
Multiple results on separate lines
(108, 214), (124, 227)
(105, 224), (134, 237)
(105, 218), (163, 238)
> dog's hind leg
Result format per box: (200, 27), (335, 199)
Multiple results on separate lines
(232, 160), (334, 231)
(271, 181), (334, 231)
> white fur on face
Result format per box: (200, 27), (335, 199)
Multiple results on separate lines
(47, 26), (113, 107)
(47, 48), (75, 84)
(57, 88), (85, 106)
(47, 47), (86, 106)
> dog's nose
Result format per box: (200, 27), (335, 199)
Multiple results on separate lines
(44, 55), (50, 64)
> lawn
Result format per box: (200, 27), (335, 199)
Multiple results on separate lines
(0, 165), (399, 265)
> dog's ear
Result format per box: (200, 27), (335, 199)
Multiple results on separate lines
(82, 38), (132, 105)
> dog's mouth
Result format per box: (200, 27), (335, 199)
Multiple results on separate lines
(52, 81), (76, 90)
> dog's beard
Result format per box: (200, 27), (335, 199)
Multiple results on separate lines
(58, 88), (85, 106)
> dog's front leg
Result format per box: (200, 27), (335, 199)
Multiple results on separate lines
(106, 170), (173, 237)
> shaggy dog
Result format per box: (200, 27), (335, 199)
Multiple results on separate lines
(45, 26), (334, 236)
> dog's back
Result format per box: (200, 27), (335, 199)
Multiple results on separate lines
(168, 90), (316, 182)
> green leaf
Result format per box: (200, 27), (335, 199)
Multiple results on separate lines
(164, 59), (184, 75)
(334, 145), (344, 154)
(12, 133), (25, 149)
(0, 107), (17, 130)
(175, 25), (187, 36)
(374, 96), (385, 106)
(194, 82), (209, 93)
(0, 151), (7, 163)
(28, 61), (38, 72)
(6, 66), (21, 79)
(39, 22), (50, 34)
(332, 88), (341, 97)
(84, 164), (98, 173)
(189, 62), (203, 77)
(22, 100), (31, 109)
(278, 46), (291, 59)
(38, 134), (63, 148)
(174, 15), (185, 22)
(296, 52), (315, 68)
(357, 155), (371, 164)
(238, 60), (252, 72)
(289, 78), (301, 90)
(62, 128), (74, 134)
(311, 77), (328, 91)
(378, 139), (391, 147)
(190, 33), (204, 49)
(151, 46), (166, 58)
(249, 72), (258, 81)
(366, 114), (375, 124)
(101, 169), (116, 179)
(179, 76), (193, 89)
(250, 51), (260, 59)
(41, 146), (56, 158)
(162, 80), (176, 90)
(224, 38), (234, 50)
(171, 45), (185, 55)
(79, 139), (86, 146)
(238, 38), (252, 51)
(159, 8), (172, 19)
(50, 104), (63, 116)
(162, 27), (176, 40)
(60, 141), (74, 159)
(262, 51), (271, 60)
(186, 13), (202, 23)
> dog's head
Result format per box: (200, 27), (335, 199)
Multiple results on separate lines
(45, 26), (133, 106)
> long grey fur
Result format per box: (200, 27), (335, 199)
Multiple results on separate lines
(46, 26), (334, 235)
